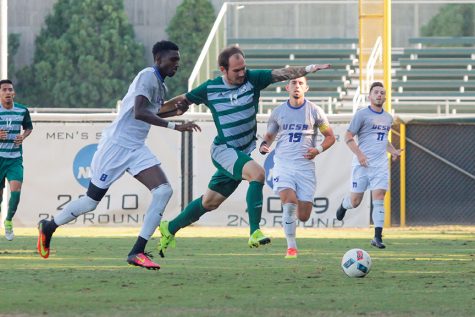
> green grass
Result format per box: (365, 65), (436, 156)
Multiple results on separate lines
(0, 227), (474, 317)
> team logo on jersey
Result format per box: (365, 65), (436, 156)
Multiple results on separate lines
(73, 144), (98, 188)
(263, 150), (276, 189)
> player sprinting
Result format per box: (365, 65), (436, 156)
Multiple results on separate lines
(157, 46), (331, 255)
(259, 77), (335, 258)
(0, 79), (33, 241)
(37, 41), (200, 269)
(335, 81), (402, 249)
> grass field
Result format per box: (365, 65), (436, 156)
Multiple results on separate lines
(0, 226), (474, 317)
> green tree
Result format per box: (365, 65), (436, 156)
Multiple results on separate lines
(421, 4), (475, 37)
(15, 0), (144, 108)
(166, 0), (215, 97)
(8, 33), (21, 79)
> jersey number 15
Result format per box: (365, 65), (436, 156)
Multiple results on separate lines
(288, 132), (302, 142)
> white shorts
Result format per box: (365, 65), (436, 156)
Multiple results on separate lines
(90, 142), (160, 189)
(350, 165), (389, 193)
(272, 163), (316, 202)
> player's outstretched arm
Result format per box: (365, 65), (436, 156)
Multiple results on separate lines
(158, 95), (193, 118)
(270, 64), (332, 83)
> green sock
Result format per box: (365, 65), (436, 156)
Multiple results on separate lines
(247, 181), (263, 234)
(7, 191), (21, 221)
(169, 196), (207, 235)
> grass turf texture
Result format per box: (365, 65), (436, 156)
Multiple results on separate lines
(0, 226), (474, 317)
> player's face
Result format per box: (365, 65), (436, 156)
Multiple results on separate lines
(0, 83), (15, 106)
(159, 50), (181, 78)
(223, 54), (246, 85)
(286, 77), (309, 99)
(369, 86), (386, 108)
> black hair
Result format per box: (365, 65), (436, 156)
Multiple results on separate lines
(152, 40), (179, 60)
(0, 79), (13, 87)
(369, 81), (384, 93)
(218, 46), (245, 70)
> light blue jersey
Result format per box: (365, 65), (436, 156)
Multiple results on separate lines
(267, 99), (329, 169)
(348, 106), (393, 168)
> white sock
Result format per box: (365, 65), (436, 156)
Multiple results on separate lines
(372, 200), (385, 228)
(282, 203), (297, 249)
(139, 183), (173, 240)
(342, 196), (354, 210)
(53, 196), (99, 226)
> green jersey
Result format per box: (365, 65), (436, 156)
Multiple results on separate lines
(0, 102), (33, 159)
(186, 69), (273, 154)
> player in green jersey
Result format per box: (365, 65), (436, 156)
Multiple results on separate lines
(157, 46), (330, 255)
(0, 79), (33, 240)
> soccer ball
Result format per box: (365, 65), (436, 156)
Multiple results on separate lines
(341, 248), (372, 278)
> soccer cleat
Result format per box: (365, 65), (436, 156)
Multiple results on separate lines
(37, 220), (54, 258)
(158, 221), (175, 258)
(371, 237), (386, 249)
(248, 229), (271, 248)
(285, 247), (298, 259)
(127, 252), (160, 270)
(4, 220), (14, 241)
(336, 202), (347, 221)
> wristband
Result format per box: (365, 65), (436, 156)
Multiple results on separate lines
(167, 121), (176, 130)
(305, 64), (315, 73)
(316, 145), (324, 153)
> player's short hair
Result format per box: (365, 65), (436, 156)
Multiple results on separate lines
(218, 46), (245, 70)
(152, 41), (179, 60)
(0, 79), (13, 87)
(369, 81), (384, 93)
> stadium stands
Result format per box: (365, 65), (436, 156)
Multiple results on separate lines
(227, 37), (358, 113)
(393, 37), (475, 114)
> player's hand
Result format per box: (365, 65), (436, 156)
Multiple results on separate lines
(13, 134), (24, 145)
(357, 153), (369, 167)
(0, 130), (7, 140)
(176, 101), (190, 115)
(259, 141), (270, 155)
(175, 122), (201, 132)
(303, 147), (319, 160)
(307, 64), (332, 73)
(391, 148), (404, 161)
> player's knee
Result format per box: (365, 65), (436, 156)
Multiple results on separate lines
(351, 196), (362, 208)
(250, 168), (265, 183)
(152, 183), (173, 202)
(298, 213), (311, 222)
(201, 197), (220, 211)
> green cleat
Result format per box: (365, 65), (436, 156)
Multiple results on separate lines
(158, 221), (176, 257)
(248, 229), (271, 248)
(4, 220), (14, 241)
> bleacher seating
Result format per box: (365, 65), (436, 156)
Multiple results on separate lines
(226, 37), (358, 113)
(393, 37), (475, 114)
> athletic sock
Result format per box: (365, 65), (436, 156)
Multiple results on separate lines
(6, 191), (20, 221)
(246, 181), (264, 235)
(282, 203), (297, 249)
(375, 227), (383, 240)
(342, 196), (354, 210)
(169, 196), (207, 235)
(128, 236), (147, 256)
(372, 200), (385, 230)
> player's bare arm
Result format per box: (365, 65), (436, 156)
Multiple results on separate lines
(270, 64), (332, 83)
(387, 141), (403, 161)
(304, 125), (336, 160)
(14, 129), (32, 145)
(158, 94), (192, 118)
(134, 95), (201, 132)
(344, 130), (368, 167)
(259, 132), (277, 155)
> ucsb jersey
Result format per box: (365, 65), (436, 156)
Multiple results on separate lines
(348, 106), (393, 168)
(101, 67), (166, 149)
(186, 69), (273, 154)
(267, 99), (330, 169)
(0, 102), (33, 159)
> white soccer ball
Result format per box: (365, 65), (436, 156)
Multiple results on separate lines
(341, 248), (372, 278)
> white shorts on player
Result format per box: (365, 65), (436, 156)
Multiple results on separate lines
(350, 165), (389, 193)
(90, 142), (160, 189)
(272, 163), (316, 203)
